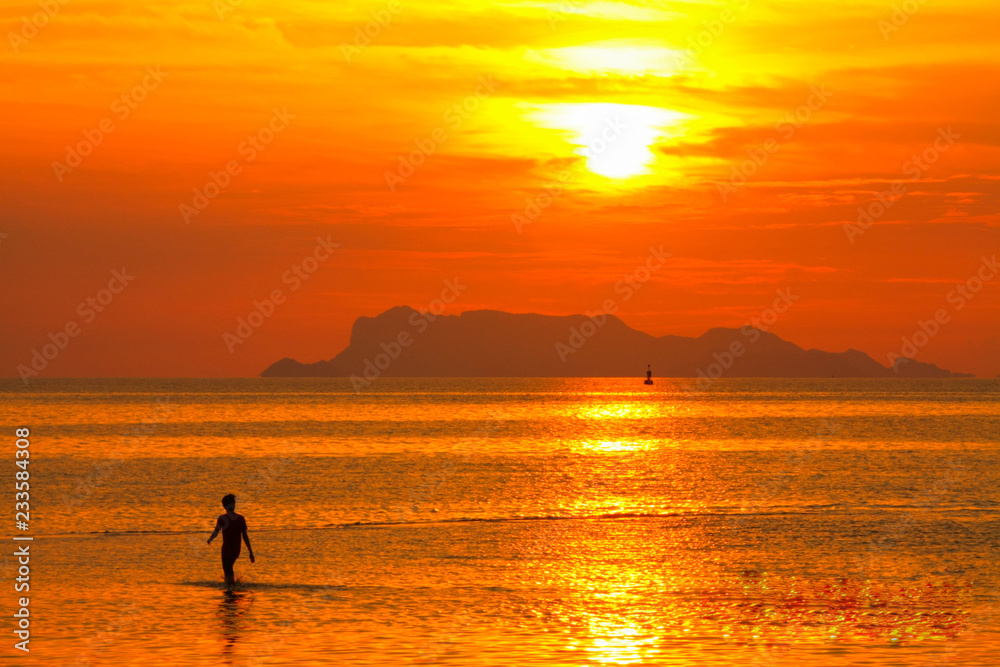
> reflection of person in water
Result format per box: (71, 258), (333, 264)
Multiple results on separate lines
(207, 494), (255, 586)
(217, 590), (253, 661)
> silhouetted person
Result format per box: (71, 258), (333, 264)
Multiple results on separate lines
(207, 494), (255, 587)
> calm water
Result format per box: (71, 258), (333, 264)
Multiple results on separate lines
(2, 378), (999, 666)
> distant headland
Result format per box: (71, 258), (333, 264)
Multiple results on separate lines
(261, 307), (972, 382)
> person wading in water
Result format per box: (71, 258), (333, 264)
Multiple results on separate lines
(207, 494), (255, 586)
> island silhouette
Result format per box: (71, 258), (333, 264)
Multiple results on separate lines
(262, 306), (971, 379)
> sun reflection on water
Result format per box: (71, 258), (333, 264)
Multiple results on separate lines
(516, 515), (974, 666)
(575, 619), (660, 664)
(574, 401), (669, 421)
(588, 440), (652, 452)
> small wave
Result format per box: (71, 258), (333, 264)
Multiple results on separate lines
(177, 580), (347, 592)
(330, 506), (999, 529)
(34, 505), (999, 538)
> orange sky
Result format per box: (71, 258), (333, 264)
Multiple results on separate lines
(1, 0), (998, 378)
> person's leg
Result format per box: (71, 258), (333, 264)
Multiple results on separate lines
(222, 554), (235, 586)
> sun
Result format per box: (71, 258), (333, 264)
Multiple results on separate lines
(524, 103), (688, 179)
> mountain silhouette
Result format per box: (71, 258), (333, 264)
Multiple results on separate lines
(261, 306), (971, 379)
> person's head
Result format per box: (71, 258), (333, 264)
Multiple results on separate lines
(221, 494), (236, 512)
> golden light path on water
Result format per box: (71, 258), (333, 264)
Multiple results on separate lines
(574, 400), (676, 420)
(579, 616), (657, 664)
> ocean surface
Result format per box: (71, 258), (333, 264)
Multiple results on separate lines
(2, 378), (999, 666)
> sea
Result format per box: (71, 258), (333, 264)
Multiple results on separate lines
(2, 378), (998, 666)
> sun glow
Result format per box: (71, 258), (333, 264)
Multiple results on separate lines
(524, 103), (688, 179)
(524, 42), (687, 77)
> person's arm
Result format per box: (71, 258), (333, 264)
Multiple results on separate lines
(207, 517), (221, 544)
(242, 527), (255, 563)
